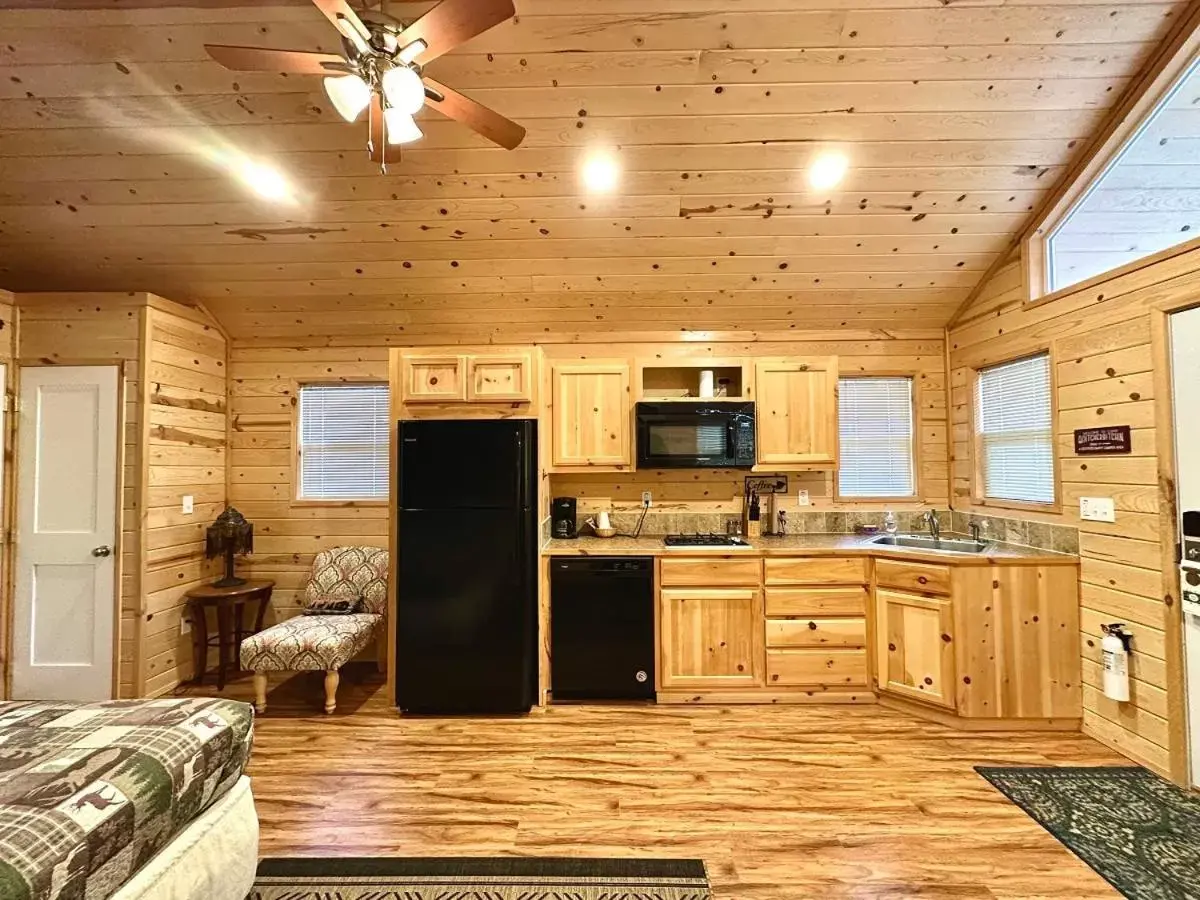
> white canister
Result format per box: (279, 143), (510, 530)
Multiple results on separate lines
(595, 510), (612, 531)
(698, 369), (715, 398)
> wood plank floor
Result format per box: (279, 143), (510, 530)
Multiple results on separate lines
(188, 665), (1125, 899)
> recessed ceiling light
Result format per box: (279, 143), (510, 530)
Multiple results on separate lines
(238, 160), (293, 203)
(808, 151), (849, 190)
(581, 152), (620, 192)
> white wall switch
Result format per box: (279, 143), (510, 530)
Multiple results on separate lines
(180, 617), (191, 636)
(1080, 497), (1116, 523)
(182, 495), (194, 515)
(797, 490), (810, 506)
(641, 491), (652, 508)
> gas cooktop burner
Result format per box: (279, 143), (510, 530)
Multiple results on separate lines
(663, 533), (751, 547)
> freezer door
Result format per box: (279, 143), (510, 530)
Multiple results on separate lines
(396, 508), (535, 713)
(399, 419), (534, 510)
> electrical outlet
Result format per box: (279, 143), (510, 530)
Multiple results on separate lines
(180, 617), (191, 636)
(1080, 497), (1115, 523)
(797, 489), (810, 507)
(641, 491), (653, 508)
(181, 494), (194, 515)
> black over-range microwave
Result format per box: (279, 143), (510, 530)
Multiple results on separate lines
(635, 401), (756, 469)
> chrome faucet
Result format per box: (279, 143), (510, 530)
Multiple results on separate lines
(969, 518), (989, 544)
(923, 509), (941, 540)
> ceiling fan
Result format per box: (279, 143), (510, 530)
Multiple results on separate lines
(204, 0), (525, 171)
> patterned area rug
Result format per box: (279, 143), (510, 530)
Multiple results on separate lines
(252, 857), (711, 899)
(976, 766), (1200, 899)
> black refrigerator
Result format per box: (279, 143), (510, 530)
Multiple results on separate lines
(396, 418), (538, 714)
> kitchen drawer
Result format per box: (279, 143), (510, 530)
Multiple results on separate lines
(766, 617), (867, 648)
(875, 559), (951, 595)
(764, 556), (868, 586)
(660, 557), (761, 587)
(765, 586), (867, 617)
(766, 648), (868, 687)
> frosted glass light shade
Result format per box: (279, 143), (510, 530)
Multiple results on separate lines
(382, 65), (426, 116)
(384, 108), (423, 144)
(323, 74), (371, 122)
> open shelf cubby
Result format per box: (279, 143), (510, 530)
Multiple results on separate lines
(640, 364), (746, 400)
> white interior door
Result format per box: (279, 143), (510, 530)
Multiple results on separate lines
(13, 365), (119, 701)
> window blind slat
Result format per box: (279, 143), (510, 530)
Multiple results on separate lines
(297, 384), (389, 501)
(838, 377), (915, 498)
(976, 354), (1054, 504)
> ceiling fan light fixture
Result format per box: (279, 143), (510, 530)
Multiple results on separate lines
(383, 65), (427, 116)
(385, 107), (424, 144)
(324, 73), (371, 122)
(398, 38), (428, 64)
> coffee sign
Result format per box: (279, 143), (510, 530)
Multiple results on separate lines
(1074, 425), (1132, 455)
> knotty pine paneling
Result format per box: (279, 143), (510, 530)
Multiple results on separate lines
(140, 304), (227, 697)
(0, 290), (14, 698)
(15, 291), (144, 697)
(948, 239), (1200, 778)
(228, 346), (390, 626)
(0, 2), (1184, 339)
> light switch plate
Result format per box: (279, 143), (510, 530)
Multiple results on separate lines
(182, 495), (194, 515)
(797, 489), (810, 506)
(180, 617), (191, 636)
(1080, 497), (1116, 523)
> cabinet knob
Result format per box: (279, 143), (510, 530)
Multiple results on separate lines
(429, 376), (438, 385)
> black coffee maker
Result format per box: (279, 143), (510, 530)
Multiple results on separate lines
(552, 497), (578, 539)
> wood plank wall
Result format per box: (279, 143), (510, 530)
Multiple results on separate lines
(228, 346), (390, 624)
(0, 289), (15, 692)
(16, 291), (144, 696)
(140, 302), (227, 696)
(228, 331), (947, 630)
(948, 239), (1200, 776)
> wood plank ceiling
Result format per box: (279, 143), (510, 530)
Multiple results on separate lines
(0, 0), (1188, 344)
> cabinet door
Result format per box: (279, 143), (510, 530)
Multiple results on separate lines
(660, 588), (762, 689)
(550, 362), (631, 468)
(875, 588), (955, 708)
(754, 358), (838, 466)
(467, 354), (533, 402)
(401, 354), (466, 403)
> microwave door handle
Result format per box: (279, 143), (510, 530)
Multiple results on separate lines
(726, 420), (738, 458)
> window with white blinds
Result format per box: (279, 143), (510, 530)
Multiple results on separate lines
(837, 377), (915, 498)
(297, 383), (389, 501)
(975, 353), (1055, 505)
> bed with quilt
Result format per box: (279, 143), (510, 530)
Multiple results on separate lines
(0, 697), (258, 900)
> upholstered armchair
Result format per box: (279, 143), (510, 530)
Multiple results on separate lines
(240, 546), (388, 714)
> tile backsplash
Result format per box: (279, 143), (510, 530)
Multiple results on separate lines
(571, 508), (1078, 554)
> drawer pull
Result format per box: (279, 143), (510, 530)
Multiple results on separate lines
(429, 376), (439, 385)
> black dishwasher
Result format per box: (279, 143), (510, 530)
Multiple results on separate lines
(550, 557), (655, 700)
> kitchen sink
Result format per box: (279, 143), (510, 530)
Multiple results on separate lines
(871, 534), (989, 554)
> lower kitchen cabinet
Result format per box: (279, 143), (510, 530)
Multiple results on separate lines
(767, 648), (869, 687)
(659, 587), (762, 689)
(875, 588), (956, 709)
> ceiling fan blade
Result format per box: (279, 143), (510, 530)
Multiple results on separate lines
(423, 77), (525, 150)
(204, 44), (348, 75)
(311, 0), (373, 52)
(400, 0), (515, 65)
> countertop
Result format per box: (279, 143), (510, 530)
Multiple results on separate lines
(541, 532), (1078, 566)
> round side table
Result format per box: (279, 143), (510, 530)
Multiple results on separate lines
(185, 580), (274, 690)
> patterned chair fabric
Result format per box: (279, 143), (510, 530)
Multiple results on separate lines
(240, 546), (389, 674)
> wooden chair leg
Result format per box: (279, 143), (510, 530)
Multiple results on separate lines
(252, 672), (268, 714)
(324, 669), (339, 714)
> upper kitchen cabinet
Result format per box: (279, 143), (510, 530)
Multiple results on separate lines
(399, 348), (537, 410)
(549, 361), (632, 471)
(401, 353), (466, 403)
(754, 358), (838, 468)
(467, 353), (533, 403)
